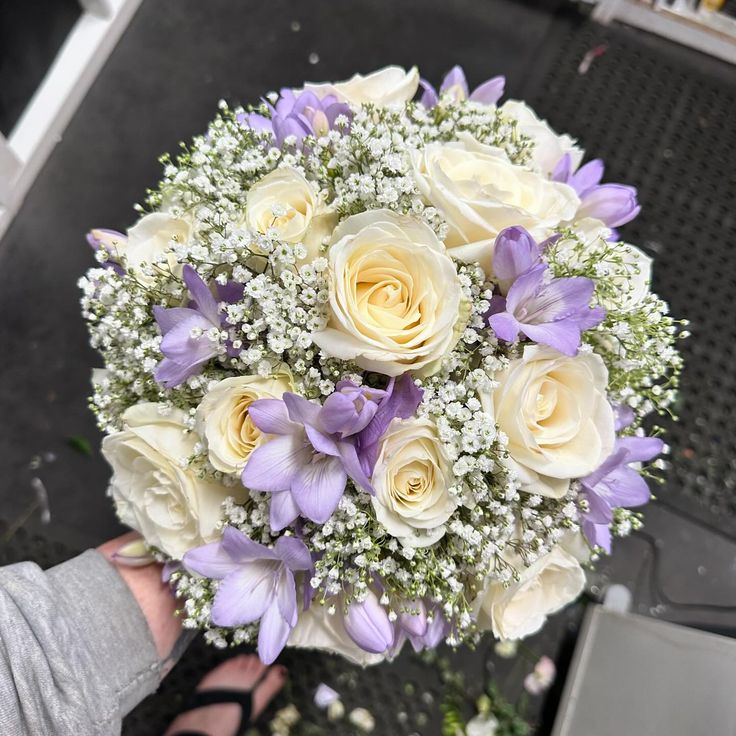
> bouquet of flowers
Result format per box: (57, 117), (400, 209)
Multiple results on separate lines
(81, 65), (683, 665)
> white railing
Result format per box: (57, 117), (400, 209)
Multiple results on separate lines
(0, 0), (142, 240)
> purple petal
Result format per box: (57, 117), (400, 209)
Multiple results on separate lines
(274, 536), (313, 572)
(283, 393), (322, 428)
(270, 491), (301, 532)
(241, 434), (312, 492)
(419, 79), (439, 108)
(338, 441), (374, 495)
(612, 403), (635, 431)
(440, 65), (469, 98)
(616, 436), (664, 464)
(217, 280), (245, 304)
(551, 153), (573, 184)
(492, 227), (542, 293)
(569, 159), (604, 197)
(290, 456), (347, 524)
(582, 519), (611, 553)
(515, 273), (593, 322)
(398, 599), (428, 638)
(578, 184), (641, 228)
(183, 541), (238, 579)
(244, 113), (275, 137)
(304, 424), (341, 457)
(344, 594), (394, 654)
(599, 465), (652, 508)
(248, 399), (296, 435)
(153, 306), (200, 335)
(258, 599), (292, 665)
(276, 568), (299, 626)
(357, 375), (423, 451)
(222, 525), (276, 562)
(211, 565), (277, 627)
(521, 320), (582, 356)
(469, 75), (505, 105)
(489, 310), (522, 343)
(154, 356), (208, 388)
(182, 265), (220, 325)
(583, 487), (614, 524)
(422, 610), (449, 649)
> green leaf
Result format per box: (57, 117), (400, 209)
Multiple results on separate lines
(67, 435), (93, 456)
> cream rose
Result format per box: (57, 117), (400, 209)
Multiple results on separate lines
(312, 209), (463, 376)
(412, 133), (579, 274)
(123, 212), (192, 284)
(371, 417), (456, 547)
(304, 65), (419, 106)
(500, 100), (584, 176)
(195, 371), (294, 475)
(491, 346), (615, 498)
(288, 604), (386, 666)
(245, 167), (336, 261)
(475, 546), (585, 640)
(102, 403), (244, 559)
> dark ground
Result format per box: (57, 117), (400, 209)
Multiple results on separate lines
(1, 1), (735, 734)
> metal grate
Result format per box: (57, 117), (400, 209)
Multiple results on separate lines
(528, 21), (736, 528)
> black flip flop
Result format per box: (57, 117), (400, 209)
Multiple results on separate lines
(170, 666), (272, 736)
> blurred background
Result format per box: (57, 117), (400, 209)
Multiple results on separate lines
(1, 1), (735, 734)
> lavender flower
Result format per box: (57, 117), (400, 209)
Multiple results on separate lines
(153, 265), (225, 387)
(419, 65), (505, 108)
(344, 590), (395, 654)
(492, 226), (544, 295)
(319, 381), (388, 438)
(183, 527), (312, 664)
(242, 89), (351, 148)
(241, 393), (374, 531)
(488, 263), (605, 356)
(580, 435), (664, 552)
(552, 154), (641, 228)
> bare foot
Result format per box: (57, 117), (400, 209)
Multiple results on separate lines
(165, 655), (287, 736)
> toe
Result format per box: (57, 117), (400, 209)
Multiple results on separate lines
(251, 665), (287, 720)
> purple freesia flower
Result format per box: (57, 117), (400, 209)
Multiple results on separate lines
(420, 65), (505, 108)
(183, 527), (312, 664)
(241, 89), (351, 148)
(354, 373), (424, 476)
(87, 228), (126, 274)
(320, 381), (388, 438)
(241, 393), (374, 531)
(492, 226), (544, 295)
(344, 590), (395, 655)
(153, 265), (225, 388)
(552, 154), (641, 228)
(488, 264), (606, 356)
(580, 435), (664, 552)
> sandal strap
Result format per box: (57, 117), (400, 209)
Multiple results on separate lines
(168, 732), (208, 736)
(180, 688), (253, 735)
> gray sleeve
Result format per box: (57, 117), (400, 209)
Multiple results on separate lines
(0, 549), (163, 736)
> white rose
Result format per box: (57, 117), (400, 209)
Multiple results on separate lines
(371, 417), (456, 547)
(195, 371), (294, 475)
(475, 546), (585, 640)
(500, 100), (584, 176)
(412, 134), (579, 274)
(491, 346), (615, 497)
(288, 604), (386, 666)
(102, 403), (244, 559)
(245, 167), (336, 261)
(304, 65), (419, 106)
(312, 209), (464, 376)
(123, 212), (192, 284)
